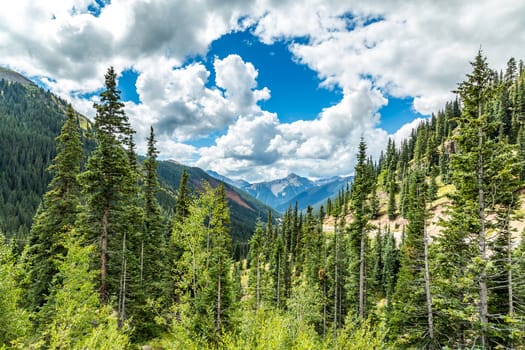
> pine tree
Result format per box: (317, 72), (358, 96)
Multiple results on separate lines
(381, 229), (399, 309)
(175, 169), (190, 224)
(387, 180), (397, 220)
(25, 104), (82, 310)
(433, 50), (522, 348)
(389, 170), (435, 347)
(206, 183), (234, 339)
(248, 219), (265, 311)
(270, 229), (286, 308)
(348, 138), (371, 320)
(454, 51), (496, 348)
(78, 67), (141, 323)
(137, 126), (167, 338)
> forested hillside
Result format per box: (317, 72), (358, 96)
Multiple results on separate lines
(1, 52), (525, 349)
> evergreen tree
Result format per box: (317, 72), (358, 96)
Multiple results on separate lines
(248, 219), (265, 311)
(137, 126), (167, 338)
(174, 169), (190, 224)
(347, 138), (371, 319)
(434, 50), (522, 348)
(203, 183), (234, 339)
(387, 180), (397, 220)
(389, 170), (435, 348)
(78, 67), (141, 326)
(25, 104), (82, 310)
(381, 230), (399, 309)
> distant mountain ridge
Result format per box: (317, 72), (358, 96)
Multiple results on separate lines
(206, 171), (353, 212)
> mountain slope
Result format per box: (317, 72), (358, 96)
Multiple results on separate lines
(277, 176), (353, 212)
(206, 170), (250, 189)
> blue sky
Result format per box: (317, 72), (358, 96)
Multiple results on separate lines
(1, 1), (524, 181)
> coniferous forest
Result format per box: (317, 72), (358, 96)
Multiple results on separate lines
(2, 52), (525, 349)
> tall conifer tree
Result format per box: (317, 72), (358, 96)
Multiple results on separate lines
(26, 104), (82, 310)
(348, 138), (371, 320)
(78, 66), (139, 314)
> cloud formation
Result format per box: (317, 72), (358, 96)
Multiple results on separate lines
(1, 0), (524, 181)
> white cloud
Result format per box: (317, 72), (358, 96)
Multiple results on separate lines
(1, 0), (525, 182)
(214, 55), (270, 113)
(281, 0), (525, 116)
(197, 80), (389, 182)
(125, 54), (271, 156)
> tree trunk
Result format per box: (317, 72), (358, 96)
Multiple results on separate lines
(423, 202), (434, 340)
(323, 239), (327, 337)
(277, 251), (281, 307)
(216, 256), (222, 334)
(100, 208), (109, 300)
(359, 230), (366, 319)
(508, 228), (514, 316)
(118, 232), (127, 328)
(478, 118), (488, 348)
(140, 240), (144, 286)
(256, 254), (260, 310)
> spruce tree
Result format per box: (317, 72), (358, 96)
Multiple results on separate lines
(137, 126), (167, 338)
(175, 169), (190, 224)
(434, 51), (522, 347)
(347, 138), (371, 320)
(25, 104), (82, 310)
(206, 183), (233, 339)
(389, 170), (434, 347)
(78, 66), (140, 316)
(248, 219), (264, 310)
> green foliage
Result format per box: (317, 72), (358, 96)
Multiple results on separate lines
(38, 229), (130, 349)
(137, 126), (168, 339)
(389, 170), (430, 347)
(0, 234), (32, 347)
(334, 317), (388, 350)
(5, 52), (525, 349)
(171, 183), (236, 343)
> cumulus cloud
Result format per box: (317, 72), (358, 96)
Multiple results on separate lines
(0, 0), (253, 93)
(123, 54), (271, 160)
(2, 0), (525, 182)
(196, 80), (389, 181)
(214, 55), (270, 113)
(278, 0), (525, 115)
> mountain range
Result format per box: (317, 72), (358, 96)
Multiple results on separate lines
(206, 171), (353, 213)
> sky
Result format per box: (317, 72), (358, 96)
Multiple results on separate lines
(1, 1), (524, 182)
